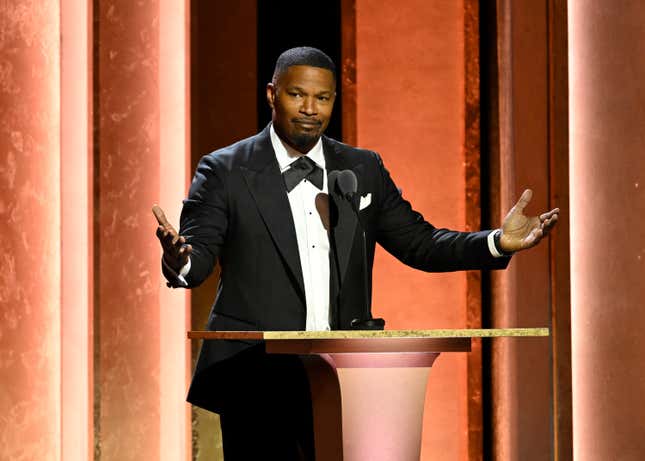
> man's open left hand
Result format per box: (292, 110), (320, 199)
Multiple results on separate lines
(499, 189), (559, 253)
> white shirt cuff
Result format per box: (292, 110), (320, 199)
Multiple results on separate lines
(487, 229), (505, 258)
(162, 257), (191, 286)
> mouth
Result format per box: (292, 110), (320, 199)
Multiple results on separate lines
(292, 119), (322, 128)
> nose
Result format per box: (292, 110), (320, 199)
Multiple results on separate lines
(300, 96), (318, 116)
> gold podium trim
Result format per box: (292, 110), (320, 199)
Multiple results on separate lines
(188, 327), (549, 340)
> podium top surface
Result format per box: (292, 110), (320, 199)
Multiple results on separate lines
(188, 328), (549, 341)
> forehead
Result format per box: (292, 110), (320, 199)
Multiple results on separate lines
(277, 65), (336, 91)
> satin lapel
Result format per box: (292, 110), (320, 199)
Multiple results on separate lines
(324, 137), (358, 285)
(240, 127), (306, 303)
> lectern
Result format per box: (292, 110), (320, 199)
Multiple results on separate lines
(189, 328), (548, 460)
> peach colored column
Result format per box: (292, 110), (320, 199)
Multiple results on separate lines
(95, 1), (190, 458)
(490, 1), (519, 454)
(0, 1), (61, 460)
(95, 0), (160, 453)
(159, 1), (190, 460)
(355, 1), (469, 459)
(61, 1), (93, 461)
(570, 1), (645, 459)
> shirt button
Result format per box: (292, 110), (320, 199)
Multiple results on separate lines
(312, 245), (315, 248)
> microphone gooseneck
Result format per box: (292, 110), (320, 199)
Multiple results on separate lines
(333, 169), (385, 331)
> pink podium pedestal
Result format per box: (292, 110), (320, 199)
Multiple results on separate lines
(189, 329), (548, 460)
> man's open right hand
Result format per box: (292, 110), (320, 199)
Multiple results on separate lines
(152, 204), (192, 273)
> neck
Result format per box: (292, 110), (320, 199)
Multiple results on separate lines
(284, 140), (309, 157)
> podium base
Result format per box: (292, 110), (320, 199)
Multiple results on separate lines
(300, 352), (440, 461)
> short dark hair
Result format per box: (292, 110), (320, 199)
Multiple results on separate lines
(272, 46), (336, 83)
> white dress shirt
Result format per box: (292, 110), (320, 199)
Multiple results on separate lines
(269, 125), (331, 331)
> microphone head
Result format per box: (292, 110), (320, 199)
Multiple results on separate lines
(337, 170), (358, 200)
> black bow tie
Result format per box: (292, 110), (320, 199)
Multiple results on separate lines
(282, 156), (324, 192)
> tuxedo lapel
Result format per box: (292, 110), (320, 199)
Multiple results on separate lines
(323, 137), (358, 286)
(240, 127), (306, 304)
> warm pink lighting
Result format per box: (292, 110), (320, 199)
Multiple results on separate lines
(0, 1), (61, 460)
(490, 2), (519, 458)
(95, 0), (164, 457)
(159, 1), (190, 460)
(337, 367), (433, 460)
(61, 1), (92, 460)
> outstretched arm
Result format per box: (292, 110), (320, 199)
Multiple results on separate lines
(498, 189), (559, 253)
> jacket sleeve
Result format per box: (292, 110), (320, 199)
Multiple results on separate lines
(176, 154), (229, 287)
(373, 153), (510, 272)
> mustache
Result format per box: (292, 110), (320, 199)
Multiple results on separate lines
(292, 118), (323, 126)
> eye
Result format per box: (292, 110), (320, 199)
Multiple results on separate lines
(288, 92), (302, 98)
(317, 96), (329, 101)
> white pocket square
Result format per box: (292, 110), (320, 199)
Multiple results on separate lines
(359, 193), (372, 211)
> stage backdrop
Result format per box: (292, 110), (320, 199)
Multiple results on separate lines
(0, 1), (600, 460)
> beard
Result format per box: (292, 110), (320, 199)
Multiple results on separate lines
(289, 130), (320, 152)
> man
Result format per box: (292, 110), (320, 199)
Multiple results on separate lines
(153, 47), (558, 459)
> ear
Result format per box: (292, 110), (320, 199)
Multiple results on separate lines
(266, 82), (276, 110)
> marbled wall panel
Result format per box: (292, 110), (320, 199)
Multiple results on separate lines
(95, 1), (161, 459)
(355, 1), (469, 459)
(0, 1), (61, 460)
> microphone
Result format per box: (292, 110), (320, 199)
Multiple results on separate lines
(334, 170), (385, 331)
(336, 170), (358, 201)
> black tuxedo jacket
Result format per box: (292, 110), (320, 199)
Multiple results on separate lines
(173, 125), (509, 412)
